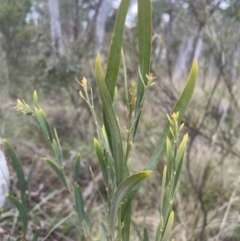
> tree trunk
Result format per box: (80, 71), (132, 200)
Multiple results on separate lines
(48, 0), (64, 56)
(95, 0), (112, 52)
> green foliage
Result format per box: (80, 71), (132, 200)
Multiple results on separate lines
(156, 113), (188, 241)
(7, 195), (28, 236)
(1, 0), (198, 240)
(3, 139), (26, 205)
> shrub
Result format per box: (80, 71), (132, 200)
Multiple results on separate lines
(2, 0), (197, 240)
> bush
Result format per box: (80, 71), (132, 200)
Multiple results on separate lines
(1, 0), (197, 240)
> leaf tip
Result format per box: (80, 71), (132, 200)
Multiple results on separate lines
(192, 59), (198, 75)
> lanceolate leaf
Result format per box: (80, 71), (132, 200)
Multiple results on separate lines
(74, 182), (85, 220)
(110, 171), (152, 232)
(41, 212), (74, 241)
(3, 139), (26, 205)
(161, 211), (174, 241)
(121, 203), (131, 241)
(95, 54), (124, 186)
(53, 129), (63, 165)
(94, 138), (108, 186)
(122, 60), (198, 219)
(34, 108), (53, 142)
(143, 226), (149, 241)
(132, 0), (152, 140)
(44, 158), (67, 187)
(145, 59), (198, 171)
(136, 0), (152, 109)
(32, 229), (40, 241)
(33, 90), (39, 108)
(105, 0), (131, 101)
(7, 195), (28, 235)
(52, 139), (62, 166)
(73, 153), (81, 183)
(28, 156), (36, 203)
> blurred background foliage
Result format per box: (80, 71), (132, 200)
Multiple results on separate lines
(1, 0), (240, 240)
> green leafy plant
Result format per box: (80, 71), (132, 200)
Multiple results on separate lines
(2, 0), (198, 240)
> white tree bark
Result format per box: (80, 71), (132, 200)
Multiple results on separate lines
(173, 36), (202, 80)
(0, 143), (9, 208)
(95, 0), (113, 52)
(48, 0), (64, 56)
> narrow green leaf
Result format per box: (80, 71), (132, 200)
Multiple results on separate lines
(16, 236), (23, 241)
(73, 153), (81, 183)
(132, 0), (152, 140)
(44, 158), (67, 187)
(83, 212), (92, 232)
(121, 203), (131, 241)
(94, 138), (108, 186)
(34, 108), (53, 142)
(95, 54), (124, 185)
(33, 90), (39, 108)
(136, 0), (152, 108)
(105, 0), (131, 100)
(173, 155), (185, 195)
(166, 137), (173, 182)
(145, 60), (197, 171)
(7, 195), (28, 235)
(162, 211), (174, 241)
(52, 139), (62, 166)
(3, 139), (26, 205)
(121, 48), (129, 107)
(175, 133), (188, 168)
(74, 182), (84, 220)
(143, 226), (149, 241)
(41, 212), (74, 241)
(110, 171), (152, 231)
(28, 156), (36, 203)
(160, 165), (167, 214)
(53, 129), (63, 165)
(155, 216), (164, 241)
(32, 229), (39, 241)
(101, 223), (109, 240)
(122, 60), (198, 220)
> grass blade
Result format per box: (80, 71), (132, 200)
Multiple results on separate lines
(3, 139), (26, 205)
(105, 0), (130, 100)
(7, 195), (28, 235)
(110, 171), (152, 231)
